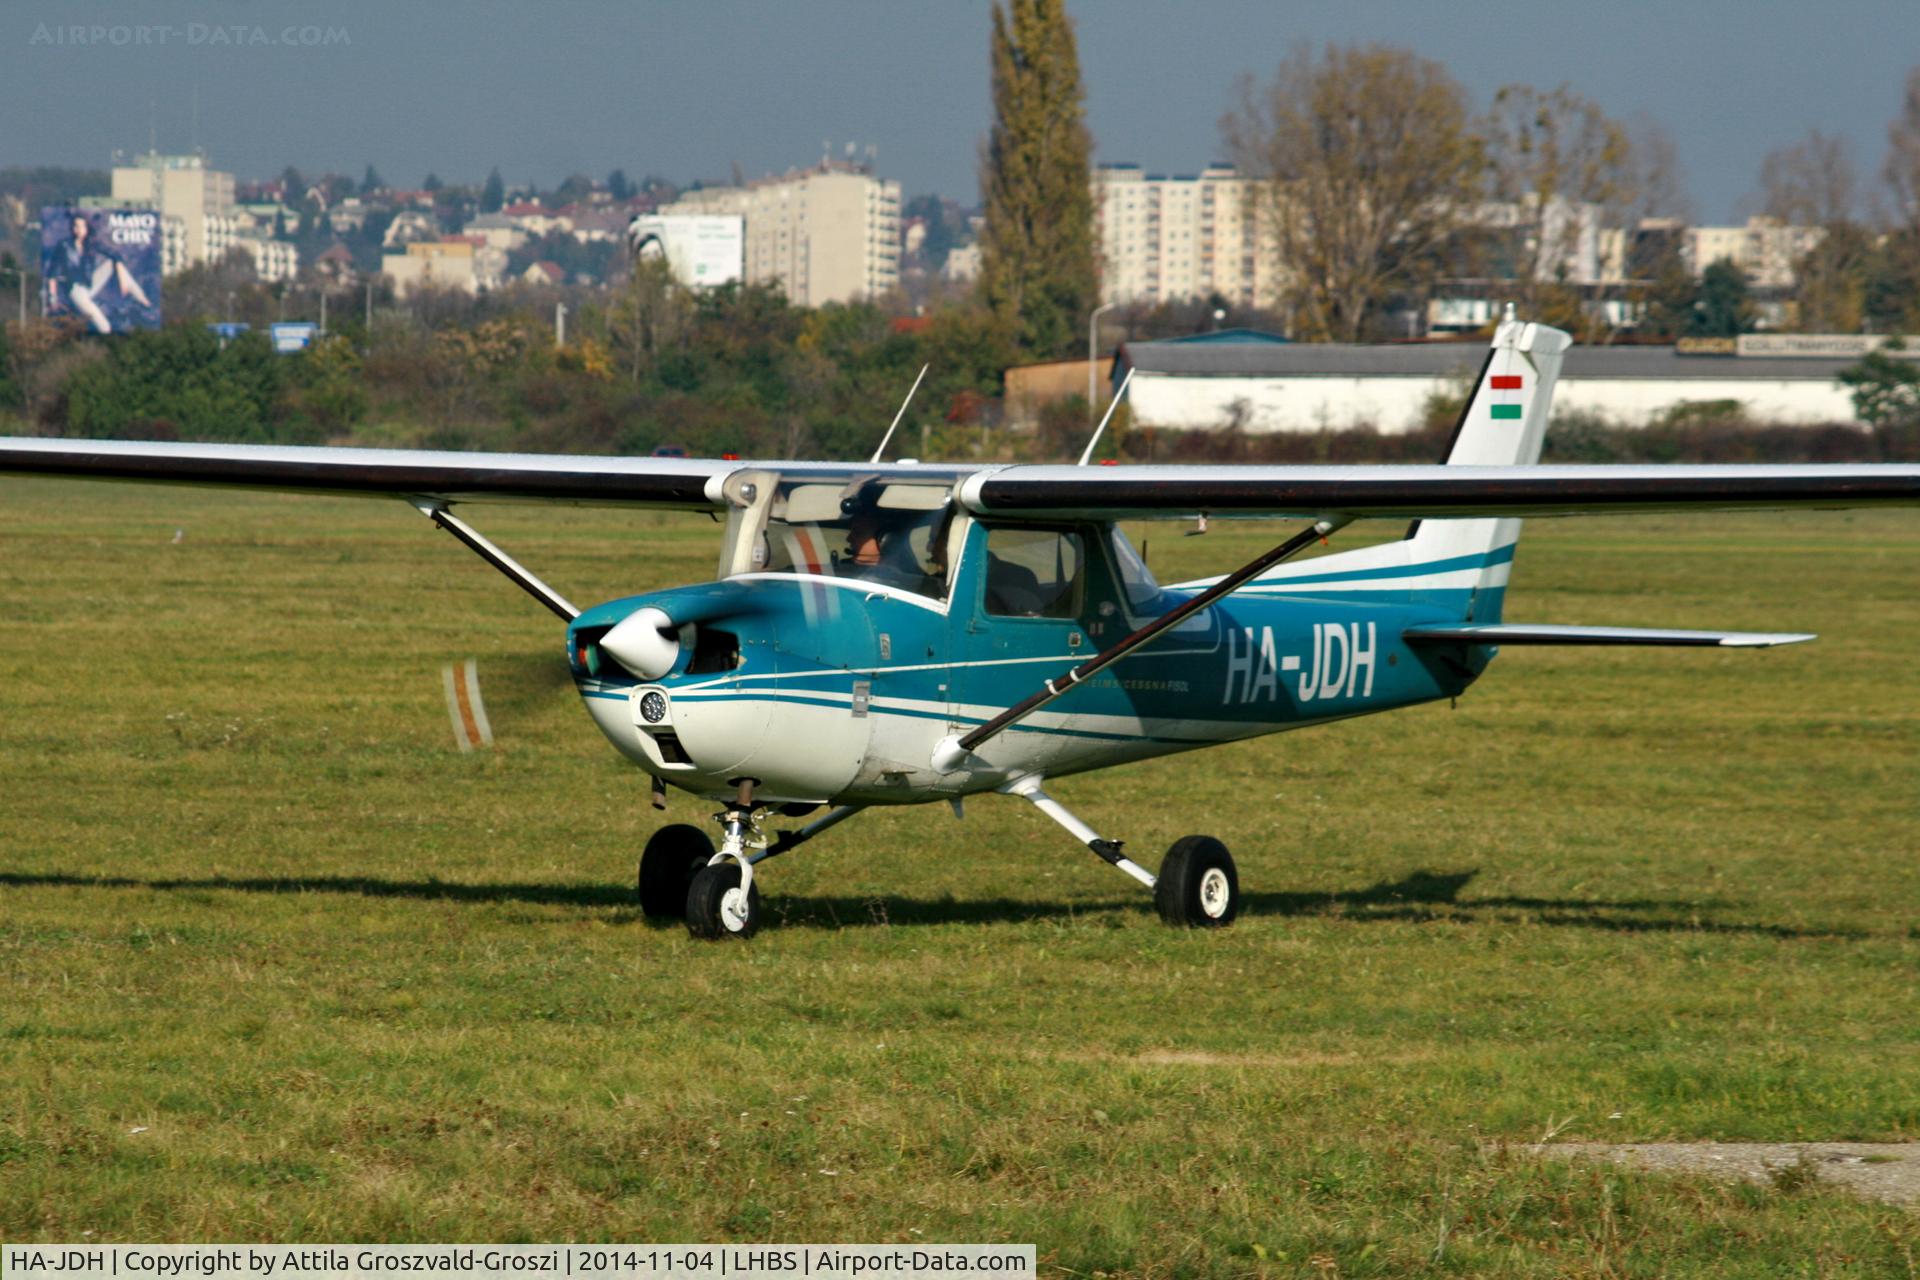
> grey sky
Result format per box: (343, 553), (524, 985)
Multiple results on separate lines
(3, 0), (1913, 222)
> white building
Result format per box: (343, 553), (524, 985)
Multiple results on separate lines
(661, 163), (901, 306)
(1687, 216), (1824, 289)
(1092, 163), (1282, 309)
(943, 241), (982, 284)
(1115, 338), (1864, 433)
(233, 235), (299, 283)
(382, 210), (441, 248)
(462, 213), (531, 253)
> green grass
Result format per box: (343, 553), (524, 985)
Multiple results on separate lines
(2, 478), (1917, 1275)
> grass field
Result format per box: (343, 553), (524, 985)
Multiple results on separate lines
(1, 477), (1917, 1275)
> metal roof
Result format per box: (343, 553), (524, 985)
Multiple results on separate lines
(1117, 341), (1868, 381)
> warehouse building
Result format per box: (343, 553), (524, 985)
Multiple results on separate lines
(1111, 334), (1872, 432)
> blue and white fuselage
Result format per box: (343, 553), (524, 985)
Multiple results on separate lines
(566, 513), (1507, 806)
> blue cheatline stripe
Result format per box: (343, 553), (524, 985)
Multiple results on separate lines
(668, 690), (1234, 745)
(1253, 543), (1515, 587)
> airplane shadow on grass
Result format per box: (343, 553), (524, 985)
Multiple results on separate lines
(0, 867), (1865, 940)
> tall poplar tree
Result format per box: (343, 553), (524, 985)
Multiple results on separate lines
(977, 0), (1096, 359)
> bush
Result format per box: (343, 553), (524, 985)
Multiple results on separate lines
(64, 326), (285, 441)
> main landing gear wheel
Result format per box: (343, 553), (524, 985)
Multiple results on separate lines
(637, 823), (714, 920)
(686, 862), (761, 940)
(1155, 835), (1239, 928)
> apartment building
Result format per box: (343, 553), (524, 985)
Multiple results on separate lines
(1686, 216), (1824, 289)
(92, 151), (296, 281)
(661, 163), (900, 307)
(1092, 163), (1282, 309)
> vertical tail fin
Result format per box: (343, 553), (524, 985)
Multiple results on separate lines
(1229, 314), (1572, 622)
(1405, 313), (1572, 621)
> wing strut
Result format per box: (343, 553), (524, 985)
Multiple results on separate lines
(932, 515), (1348, 772)
(412, 501), (579, 622)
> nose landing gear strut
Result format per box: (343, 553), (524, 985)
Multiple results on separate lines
(676, 778), (866, 939)
(684, 778), (765, 939)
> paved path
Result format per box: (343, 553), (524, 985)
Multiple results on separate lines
(1532, 1143), (1920, 1206)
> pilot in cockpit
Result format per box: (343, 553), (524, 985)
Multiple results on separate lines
(839, 507), (948, 598)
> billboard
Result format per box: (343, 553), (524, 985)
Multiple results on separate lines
(41, 206), (163, 333)
(270, 321), (318, 353)
(627, 214), (743, 289)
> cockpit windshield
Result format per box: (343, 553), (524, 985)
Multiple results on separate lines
(732, 475), (957, 601)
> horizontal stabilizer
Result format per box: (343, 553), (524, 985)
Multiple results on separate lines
(1403, 623), (1815, 648)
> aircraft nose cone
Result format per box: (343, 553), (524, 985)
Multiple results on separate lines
(600, 606), (681, 679)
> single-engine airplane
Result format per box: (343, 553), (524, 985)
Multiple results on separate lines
(5, 316), (1918, 938)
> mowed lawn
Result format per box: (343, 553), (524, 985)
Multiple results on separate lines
(1, 477), (1917, 1275)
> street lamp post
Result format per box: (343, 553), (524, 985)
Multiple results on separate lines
(1088, 301), (1117, 422)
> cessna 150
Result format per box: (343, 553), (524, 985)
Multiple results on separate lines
(4, 316), (1918, 938)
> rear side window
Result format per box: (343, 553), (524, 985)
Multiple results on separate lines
(984, 528), (1083, 618)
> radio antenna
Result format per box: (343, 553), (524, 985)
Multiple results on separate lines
(869, 363), (929, 463)
(1077, 366), (1135, 466)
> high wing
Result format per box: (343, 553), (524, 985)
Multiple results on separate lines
(0, 437), (740, 509)
(6, 438), (1919, 521)
(953, 462), (1920, 521)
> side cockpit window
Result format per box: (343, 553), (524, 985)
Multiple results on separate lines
(1109, 527), (1161, 610)
(984, 528), (1084, 618)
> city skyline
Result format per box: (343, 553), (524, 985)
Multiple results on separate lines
(4, 1), (1918, 223)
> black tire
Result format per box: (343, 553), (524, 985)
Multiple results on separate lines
(637, 823), (713, 919)
(1154, 835), (1238, 927)
(685, 861), (761, 940)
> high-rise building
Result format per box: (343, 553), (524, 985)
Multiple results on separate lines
(1092, 163), (1282, 309)
(108, 152), (235, 270)
(661, 163), (900, 307)
(92, 151), (295, 281)
(1685, 216), (1824, 289)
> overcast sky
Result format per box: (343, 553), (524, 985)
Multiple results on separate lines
(3, 0), (1913, 222)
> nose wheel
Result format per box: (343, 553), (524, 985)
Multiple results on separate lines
(686, 861), (762, 938)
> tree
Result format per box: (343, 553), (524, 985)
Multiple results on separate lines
(0, 313), (19, 411)
(1481, 85), (1636, 328)
(1689, 259), (1756, 337)
(1884, 67), (1920, 230)
(1839, 346), (1920, 424)
(361, 164), (383, 195)
(1223, 44), (1482, 342)
(607, 169), (634, 202)
(423, 172), (443, 194)
(606, 256), (690, 383)
(1757, 130), (1866, 331)
(480, 167), (505, 214)
(64, 327), (285, 442)
(1863, 229), (1920, 331)
(1629, 239), (1704, 340)
(977, 0), (1096, 359)
(1876, 68), (1920, 334)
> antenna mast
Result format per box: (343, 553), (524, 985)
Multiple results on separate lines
(870, 364), (930, 463)
(1076, 366), (1135, 466)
